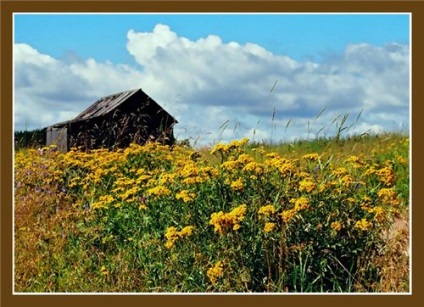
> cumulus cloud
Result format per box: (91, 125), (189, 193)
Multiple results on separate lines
(14, 43), (145, 128)
(14, 23), (410, 147)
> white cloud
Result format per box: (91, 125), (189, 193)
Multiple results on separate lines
(350, 122), (385, 136)
(13, 43), (145, 129)
(14, 24), (410, 147)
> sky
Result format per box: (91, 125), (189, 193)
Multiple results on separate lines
(13, 13), (410, 147)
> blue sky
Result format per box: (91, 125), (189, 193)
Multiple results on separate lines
(13, 13), (410, 146)
(15, 14), (409, 63)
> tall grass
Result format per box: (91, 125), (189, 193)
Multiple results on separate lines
(14, 127), (409, 292)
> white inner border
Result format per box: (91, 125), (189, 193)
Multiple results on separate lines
(12, 12), (413, 296)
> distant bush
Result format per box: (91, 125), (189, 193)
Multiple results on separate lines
(14, 128), (46, 150)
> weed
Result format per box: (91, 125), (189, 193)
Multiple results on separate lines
(14, 131), (409, 292)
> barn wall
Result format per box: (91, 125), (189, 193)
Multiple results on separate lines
(117, 91), (176, 144)
(46, 127), (68, 152)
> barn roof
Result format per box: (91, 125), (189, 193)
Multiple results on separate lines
(47, 88), (177, 128)
(74, 88), (140, 120)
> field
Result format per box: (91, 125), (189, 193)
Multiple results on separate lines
(14, 132), (410, 292)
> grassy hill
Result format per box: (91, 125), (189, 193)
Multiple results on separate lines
(14, 132), (409, 292)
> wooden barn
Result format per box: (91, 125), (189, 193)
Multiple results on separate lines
(45, 88), (177, 152)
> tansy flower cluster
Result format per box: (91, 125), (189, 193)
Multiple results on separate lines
(210, 138), (249, 156)
(207, 261), (224, 284)
(258, 205), (279, 233)
(164, 226), (195, 249)
(175, 190), (196, 203)
(281, 197), (311, 223)
(258, 205), (277, 218)
(209, 205), (247, 234)
(354, 218), (373, 231)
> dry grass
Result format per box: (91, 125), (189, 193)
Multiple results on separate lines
(377, 212), (410, 292)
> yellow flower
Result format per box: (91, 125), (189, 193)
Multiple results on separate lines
(209, 204), (247, 234)
(207, 261), (224, 284)
(221, 160), (239, 171)
(135, 174), (150, 184)
(276, 160), (296, 177)
(364, 166), (376, 176)
(69, 176), (82, 188)
(147, 186), (171, 197)
(299, 178), (316, 193)
(331, 221), (342, 232)
(159, 173), (177, 185)
(209, 211), (226, 234)
(210, 144), (229, 155)
(377, 188), (400, 206)
(243, 161), (257, 172)
(91, 194), (115, 210)
(164, 225), (195, 249)
(121, 186), (141, 201)
(182, 177), (197, 185)
(237, 137), (250, 146)
(164, 226), (179, 249)
(397, 155), (408, 165)
(354, 218), (372, 231)
(237, 153), (254, 164)
(210, 138), (249, 155)
(179, 226), (195, 237)
(302, 153), (319, 161)
(100, 265), (109, 276)
(344, 155), (360, 164)
(135, 168), (147, 176)
(230, 178), (244, 191)
(165, 227), (178, 236)
(228, 204), (247, 220)
(376, 166), (396, 187)
(291, 197), (310, 211)
(258, 205), (276, 218)
(176, 190), (196, 203)
(340, 175), (354, 187)
(265, 152), (278, 159)
(181, 162), (199, 177)
(200, 166), (219, 179)
(282, 209), (296, 223)
(367, 206), (386, 223)
(112, 178), (136, 193)
(264, 222), (276, 233)
(343, 155), (363, 168)
(331, 167), (348, 177)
